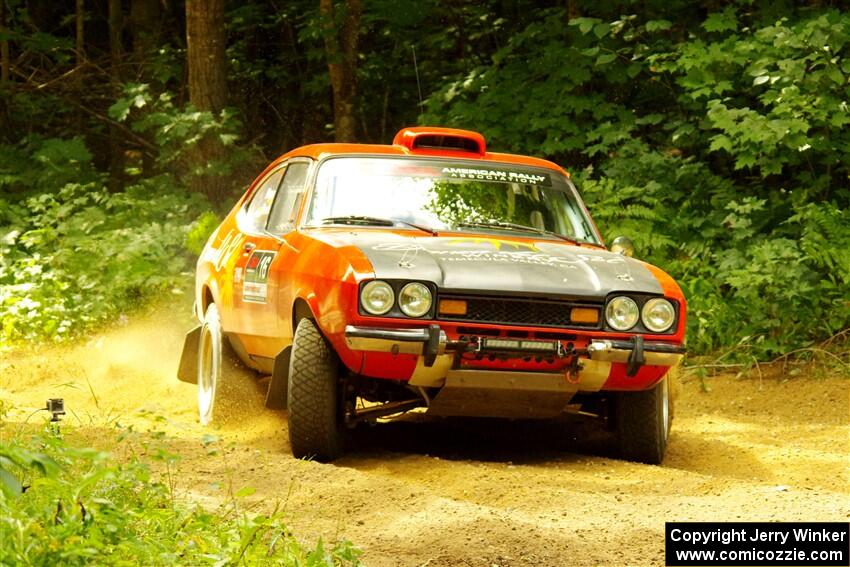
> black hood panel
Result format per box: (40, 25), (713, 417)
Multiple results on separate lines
(317, 231), (663, 300)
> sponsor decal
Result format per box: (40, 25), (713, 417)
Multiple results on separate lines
(243, 250), (275, 303)
(371, 242), (628, 269)
(428, 249), (581, 268)
(447, 237), (540, 252)
(373, 243), (426, 252)
(441, 167), (552, 186)
(214, 229), (243, 272)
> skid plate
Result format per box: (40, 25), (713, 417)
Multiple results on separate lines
(426, 370), (578, 419)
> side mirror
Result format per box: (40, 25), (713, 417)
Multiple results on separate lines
(610, 236), (634, 257)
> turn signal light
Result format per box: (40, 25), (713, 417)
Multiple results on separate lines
(438, 299), (468, 316)
(571, 307), (599, 324)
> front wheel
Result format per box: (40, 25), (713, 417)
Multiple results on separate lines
(287, 318), (345, 461)
(614, 376), (671, 465)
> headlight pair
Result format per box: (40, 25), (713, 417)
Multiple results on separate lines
(361, 280), (432, 318)
(605, 296), (676, 333)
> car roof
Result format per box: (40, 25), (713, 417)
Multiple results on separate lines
(270, 127), (570, 177)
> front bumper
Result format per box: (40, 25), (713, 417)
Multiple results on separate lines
(586, 338), (686, 367)
(343, 324), (685, 417)
(345, 325), (448, 356)
(344, 324), (685, 367)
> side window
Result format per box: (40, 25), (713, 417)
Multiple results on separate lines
(244, 168), (285, 231)
(267, 162), (310, 233)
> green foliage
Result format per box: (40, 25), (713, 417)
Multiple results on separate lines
(185, 211), (222, 256)
(110, 84), (256, 184)
(0, 147), (210, 344)
(0, 427), (361, 566)
(668, 11), (850, 180)
(0, 444), (60, 498)
(0, 136), (100, 197)
(427, 180), (545, 228)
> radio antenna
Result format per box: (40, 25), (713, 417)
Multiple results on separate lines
(412, 45), (424, 123)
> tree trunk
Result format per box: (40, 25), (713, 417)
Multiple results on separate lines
(187, 0), (227, 113)
(186, 0), (228, 203)
(130, 0), (160, 175)
(0, 0), (9, 83)
(130, 0), (160, 60)
(566, 0), (580, 22)
(109, 0), (123, 72)
(76, 0), (85, 68)
(0, 0), (9, 139)
(108, 0), (124, 190)
(320, 0), (361, 142)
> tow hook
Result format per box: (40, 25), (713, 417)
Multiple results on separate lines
(565, 356), (582, 384)
(626, 335), (645, 377)
(423, 323), (442, 367)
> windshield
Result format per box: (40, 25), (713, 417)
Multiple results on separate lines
(304, 157), (600, 243)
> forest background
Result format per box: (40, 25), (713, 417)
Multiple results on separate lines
(1, 0), (848, 363)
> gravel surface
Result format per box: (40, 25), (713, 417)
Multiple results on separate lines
(3, 303), (848, 566)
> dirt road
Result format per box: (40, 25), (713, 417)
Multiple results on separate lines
(2, 303), (848, 566)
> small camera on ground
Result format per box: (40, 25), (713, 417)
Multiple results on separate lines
(45, 398), (65, 422)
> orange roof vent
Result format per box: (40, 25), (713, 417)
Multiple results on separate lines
(393, 126), (486, 156)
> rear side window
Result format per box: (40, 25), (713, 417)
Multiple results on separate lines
(244, 168), (285, 231)
(267, 162), (310, 233)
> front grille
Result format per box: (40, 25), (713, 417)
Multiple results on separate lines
(438, 295), (602, 329)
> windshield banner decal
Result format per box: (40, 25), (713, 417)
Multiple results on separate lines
(441, 166), (551, 186)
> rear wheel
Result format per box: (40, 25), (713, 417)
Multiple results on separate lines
(197, 303), (244, 425)
(615, 376), (671, 464)
(287, 318), (345, 461)
(197, 303), (223, 425)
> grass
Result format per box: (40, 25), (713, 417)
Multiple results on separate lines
(0, 405), (362, 567)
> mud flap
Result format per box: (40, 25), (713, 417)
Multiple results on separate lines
(427, 370), (577, 419)
(177, 326), (201, 384)
(265, 346), (291, 409)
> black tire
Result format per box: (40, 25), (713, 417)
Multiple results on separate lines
(196, 303), (246, 425)
(615, 376), (671, 465)
(287, 318), (345, 461)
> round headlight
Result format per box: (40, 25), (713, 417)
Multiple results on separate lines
(361, 280), (394, 315)
(398, 282), (432, 318)
(605, 296), (639, 331)
(642, 298), (675, 332)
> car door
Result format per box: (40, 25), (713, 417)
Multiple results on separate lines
(264, 160), (312, 348)
(231, 160), (312, 361)
(231, 166), (286, 357)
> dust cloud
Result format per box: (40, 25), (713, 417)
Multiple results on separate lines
(1, 297), (200, 427)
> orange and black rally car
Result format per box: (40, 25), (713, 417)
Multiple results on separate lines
(177, 126), (686, 464)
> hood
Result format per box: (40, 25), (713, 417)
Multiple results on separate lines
(310, 230), (663, 300)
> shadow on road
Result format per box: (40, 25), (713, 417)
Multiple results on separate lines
(345, 412), (618, 464)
